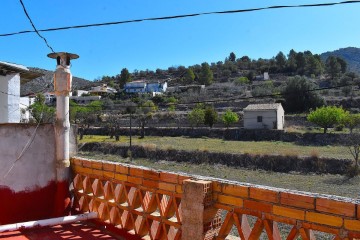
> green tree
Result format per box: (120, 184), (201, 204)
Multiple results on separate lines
(325, 56), (342, 80)
(229, 52), (236, 62)
(344, 114), (360, 134)
(286, 49), (297, 74)
(28, 94), (55, 123)
(198, 62), (214, 86)
(188, 105), (205, 127)
(307, 106), (348, 133)
(295, 52), (306, 75)
(305, 55), (323, 77)
(183, 68), (195, 84)
(282, 76), (324, 113)
(137, 100), (156, 138)
(238, 56), (251, 70)
(204, 106), (218, 128)
(119, 68), (132, 88)
(222, 109), (239, 128)
(275, 51), (287, 72)
(337, 57), (347, 73)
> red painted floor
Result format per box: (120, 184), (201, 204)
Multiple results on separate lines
(0, 222), (125, 240)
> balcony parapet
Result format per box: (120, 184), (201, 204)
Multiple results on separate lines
(71, 157), (360, 240)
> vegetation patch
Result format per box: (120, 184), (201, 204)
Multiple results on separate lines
(79, 141), (352, 175)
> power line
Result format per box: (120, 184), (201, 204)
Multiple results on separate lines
(1, 1), (359, 37)
(18, 0), (55, 52)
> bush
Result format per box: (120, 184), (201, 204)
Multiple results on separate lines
(233, 77), (250, 85)
(222, 109), (239, 128)
(346, 165), (360, 178)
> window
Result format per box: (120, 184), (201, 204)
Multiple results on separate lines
(257, 116), (263, 122)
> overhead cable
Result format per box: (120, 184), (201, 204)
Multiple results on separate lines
(18, 0), (55, 52)
(1, 1), (359, 37)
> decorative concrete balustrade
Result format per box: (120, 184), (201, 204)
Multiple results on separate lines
(71, 157), (360, 240)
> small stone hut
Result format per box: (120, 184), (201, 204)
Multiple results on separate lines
(243, 103), (285, 130)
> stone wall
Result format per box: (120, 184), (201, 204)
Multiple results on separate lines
(82, 127), (354, 146)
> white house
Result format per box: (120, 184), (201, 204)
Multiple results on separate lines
(124, 81), (147, 93)
(19, 96), (35, 122)
(146, 81), (167, 94)
(243, 103), (285, 130)
(89, 84), (117, 96)
(73, 90), (89, 96)
(124, 80), (167, 95)
(0, 61), (41, 123)
(44, 92), (56, 104)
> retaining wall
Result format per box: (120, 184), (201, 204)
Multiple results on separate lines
(82, 127), (354, 146)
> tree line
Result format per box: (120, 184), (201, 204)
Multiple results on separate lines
(98, 49), (350, 89)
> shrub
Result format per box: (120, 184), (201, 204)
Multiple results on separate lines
(222, 109), (239, 128)
(233, 77), (250, 85)
(346, 165), (360, 178)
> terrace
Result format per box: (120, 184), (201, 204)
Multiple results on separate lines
(1, 55), (360, 239)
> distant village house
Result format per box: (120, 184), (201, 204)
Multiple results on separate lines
(89, 84), (117, 96)
(70, 90), (101, 104)
(124, 80), (167, 96)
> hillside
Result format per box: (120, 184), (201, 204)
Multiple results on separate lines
(320, 47), (360, 74)
(21, 67), (94, 96)
(21, 47), (360, 97)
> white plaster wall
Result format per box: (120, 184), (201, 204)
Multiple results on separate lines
(19, 97), (33, 122)
(0, 77), (8, 122)
(0, 124), (56, 192)
(244, 110), (277, 129)
(0, 74), (20, 123)
(276, 106), (285, 130)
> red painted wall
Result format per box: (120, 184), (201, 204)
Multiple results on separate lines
(0, 180), (70, 225)
(0, 124), (76, 225)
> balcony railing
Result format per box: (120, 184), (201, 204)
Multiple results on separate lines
(71, 157), (360, 240)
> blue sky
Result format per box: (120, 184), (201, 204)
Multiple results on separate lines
(1, 0), (360, 80)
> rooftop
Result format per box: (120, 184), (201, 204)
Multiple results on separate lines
(0, 61), (43, 83)
(243, 103), (282, 111)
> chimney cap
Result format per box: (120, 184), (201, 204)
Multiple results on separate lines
(47, 52), (79, 60)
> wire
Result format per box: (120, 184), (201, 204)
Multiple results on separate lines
(1, 1), (359, 37)
(0, 83), (53, 97)
(18, 0), (55, 53)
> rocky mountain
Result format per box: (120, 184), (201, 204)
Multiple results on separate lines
(21, 67), (94, 96)
(320, 47), (360, 74)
